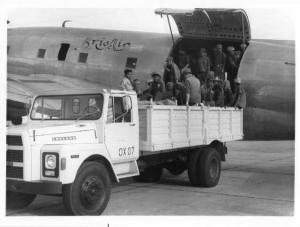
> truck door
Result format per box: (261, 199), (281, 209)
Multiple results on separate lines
(104, 94), (139, 162)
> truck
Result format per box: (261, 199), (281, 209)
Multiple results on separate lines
(6, 88), (243, 215)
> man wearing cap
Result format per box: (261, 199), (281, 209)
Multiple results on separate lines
(163, 56), (181, 84)
(196, 48), (211, 84)
(212, 76), (225, 107)
(223, 80), (234, 106)
(226, 46), (239, 92)
(235, 50), (242, 65)
(139, 79), (153, 101)
(240, 43), (247, 55)
(158, 82), (176, 101)
(177, 49), (190, 70)
(132, 79), (142, 98)
(149, 72), (164, 101)
(213, 44), (226, 80)
(232, 77), (246, 109)
(120, 69), (134, 91)
(173, 82), (186, 106)
(201, 71), (215, 106)
(182, 68), (201, 106)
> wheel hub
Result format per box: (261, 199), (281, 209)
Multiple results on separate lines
(209, 158), (219, 179)
(80, 176), (103, 208)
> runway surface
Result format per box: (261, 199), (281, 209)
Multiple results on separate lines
(6, 140), (294, 216)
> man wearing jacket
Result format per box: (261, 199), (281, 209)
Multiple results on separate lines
(182, 68), (201, 106)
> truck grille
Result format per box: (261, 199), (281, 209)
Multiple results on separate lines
(7, 135), (23, 146)
(7, 149), (23, 162)
(6, 135), (23, 179)
(6, 166), (23, 178)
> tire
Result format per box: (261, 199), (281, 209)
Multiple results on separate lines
(187, 150), (203, 186)
(210, 140), (225, 161)
(62, 161), (111, 215)
(6, 191), (36, 209)
(197, 147), (221, 187)
(133, 166), (163, 183)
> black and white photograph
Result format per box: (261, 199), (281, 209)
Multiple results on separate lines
(1, 0), (299, 226)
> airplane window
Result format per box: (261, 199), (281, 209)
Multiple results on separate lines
(58, 43), (70, 61)
(37, 49), (46, 58)
(78, 53), (88, 63)
(125, 57), (138, 69)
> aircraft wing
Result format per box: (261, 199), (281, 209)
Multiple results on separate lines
(7, 73), (105, 104)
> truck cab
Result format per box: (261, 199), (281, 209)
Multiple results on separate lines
(7, 88), (140, 215)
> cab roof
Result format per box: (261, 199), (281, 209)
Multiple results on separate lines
(36, 89), (136, 96)
(8, 73), (135, 102)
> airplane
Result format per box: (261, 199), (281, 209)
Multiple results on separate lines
(7, 8), (295, 140)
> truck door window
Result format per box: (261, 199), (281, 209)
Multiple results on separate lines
(107, 96), (132, 123)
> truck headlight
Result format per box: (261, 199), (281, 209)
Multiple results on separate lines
(45, 154), (56, 169)
(42, 152), (59, 178)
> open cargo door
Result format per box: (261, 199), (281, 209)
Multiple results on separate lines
(155, 8), (251, 43)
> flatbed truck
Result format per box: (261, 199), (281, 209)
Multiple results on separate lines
(6, 88), (243, 215)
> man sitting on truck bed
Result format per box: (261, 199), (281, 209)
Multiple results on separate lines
(149, 72), (164, 101)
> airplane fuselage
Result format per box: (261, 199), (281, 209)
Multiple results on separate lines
(7, 27), (295, 139)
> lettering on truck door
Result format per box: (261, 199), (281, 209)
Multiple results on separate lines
(104, 95), (138, 161)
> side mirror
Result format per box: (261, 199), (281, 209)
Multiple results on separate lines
(22, 116), (29, 124)
(122, 96), (132, 113)
(11, 116), (22, 125)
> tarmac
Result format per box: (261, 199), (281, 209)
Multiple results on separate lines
(6, 140), (294, 216)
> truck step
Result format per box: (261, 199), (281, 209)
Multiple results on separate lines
(113, 160), (140, 179)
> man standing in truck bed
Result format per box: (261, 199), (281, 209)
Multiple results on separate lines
(120, 69), (134, 91)
(214, 44), (226, 80)
(163, 56), (181, 84)
(182, 68), (201, 106)
(232, 77), (246, 109)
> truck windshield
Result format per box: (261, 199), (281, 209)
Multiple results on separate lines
(31, 94), (104, 120)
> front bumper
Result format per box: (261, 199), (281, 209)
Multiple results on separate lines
(7, 179), (62, 195)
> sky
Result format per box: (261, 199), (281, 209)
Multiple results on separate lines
(7, 7), (295, 40)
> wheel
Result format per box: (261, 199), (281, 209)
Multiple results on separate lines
(187, 150), (203, 186)
(197, 147), (221, 187)
(62, 161), (111, 215)
(166, 161), (186, 176)
(188, 147), (221, 187)
(6, 191), (36, 209)
(133, 166), (163, 183)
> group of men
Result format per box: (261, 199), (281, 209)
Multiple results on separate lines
(120, 43), (246, 109)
